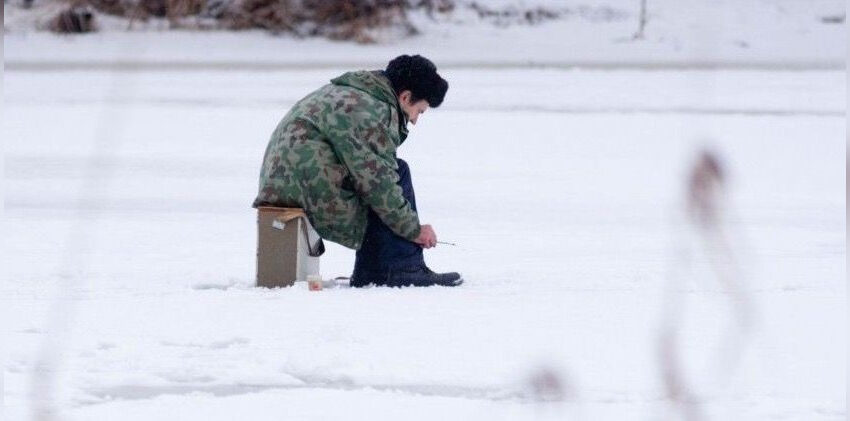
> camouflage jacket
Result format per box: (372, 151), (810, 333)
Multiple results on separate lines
(253, 70), (421, 250)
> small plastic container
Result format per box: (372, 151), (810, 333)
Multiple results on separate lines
(307, 274), (323, 291)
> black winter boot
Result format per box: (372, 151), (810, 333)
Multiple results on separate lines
(350, 269), (387, 288)
(385, 264), (463, 288)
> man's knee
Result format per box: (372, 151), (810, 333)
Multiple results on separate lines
(396, 158), (409, 173)
(393, 157), (417, 209)
(396, 158), (410, 181)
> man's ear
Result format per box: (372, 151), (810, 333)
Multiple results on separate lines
(399, 90), (412, 105)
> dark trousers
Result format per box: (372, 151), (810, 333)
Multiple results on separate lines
(353, 159), (424, 276)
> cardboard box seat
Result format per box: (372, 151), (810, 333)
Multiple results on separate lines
(256, 206), (324, 288)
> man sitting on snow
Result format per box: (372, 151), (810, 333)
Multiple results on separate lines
(252, 55), (462, 288)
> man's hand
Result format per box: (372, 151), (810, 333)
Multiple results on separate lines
(414, 224), (437, 248)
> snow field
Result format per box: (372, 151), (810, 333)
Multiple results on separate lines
(3, 67), (846, 420)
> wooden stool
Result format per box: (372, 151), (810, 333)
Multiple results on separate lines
(256, 207), (324, 288)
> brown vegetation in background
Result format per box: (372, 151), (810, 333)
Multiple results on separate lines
(222, 0), (417, 42)
(63, 0), (455, 42)
(468, 1), (561, 26)
(88, 0), (208, 29)
(38, 0), (609, 41)
(49, 2), (96, 33)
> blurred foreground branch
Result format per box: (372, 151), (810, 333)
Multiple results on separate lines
(658, 149), (755, 421)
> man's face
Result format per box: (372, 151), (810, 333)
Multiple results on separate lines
(398, 90), (429, 125)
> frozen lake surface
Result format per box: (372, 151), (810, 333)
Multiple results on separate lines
(3, 67), (845, 420)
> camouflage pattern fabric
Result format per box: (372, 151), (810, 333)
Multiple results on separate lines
(253, 70), (421, 250)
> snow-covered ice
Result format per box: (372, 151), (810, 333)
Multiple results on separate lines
(3, 64), (844, 420)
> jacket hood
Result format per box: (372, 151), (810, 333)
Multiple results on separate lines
(331, 70), (409, 143)
(331, 70), (397, 105)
